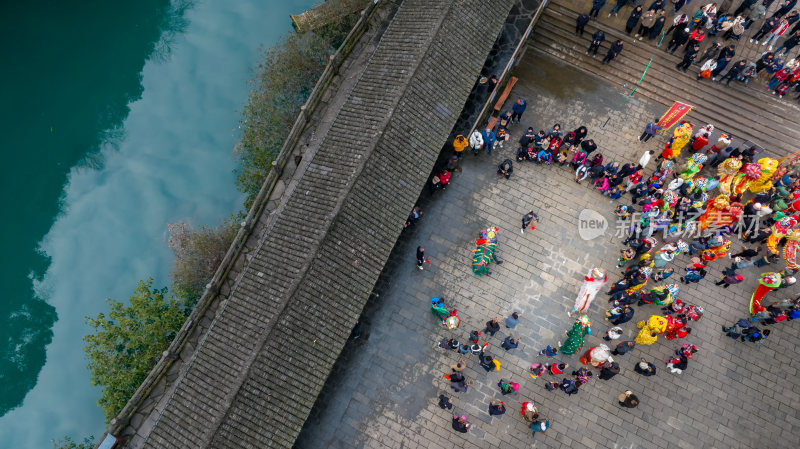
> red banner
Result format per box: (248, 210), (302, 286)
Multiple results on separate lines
(657, 101), (693, 130)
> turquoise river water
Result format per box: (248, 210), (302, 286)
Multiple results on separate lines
(0, 0), (316, 446)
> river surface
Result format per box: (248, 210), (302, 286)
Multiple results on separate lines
(0, 0), (316, 446)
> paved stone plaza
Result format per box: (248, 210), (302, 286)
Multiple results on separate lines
(295, 52), (800, 449)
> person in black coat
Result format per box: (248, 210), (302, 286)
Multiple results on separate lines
(666, 26), (691, 53)
(581, 139), (598, 155)
(602, 39), (623, 64)
(576, 13), (591, 37)
(649, 13), (667, 39)
(452, 415), (470, 433)
(634, 358), (656, 376)
(625, 6), (643, 34)
(588, 30), (606, 55)
(598, 361), (621, 380)
(676, 43), (700, 71)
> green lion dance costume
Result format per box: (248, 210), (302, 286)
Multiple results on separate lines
(560, 315), (592, 355)
(472, 227), (499, 276)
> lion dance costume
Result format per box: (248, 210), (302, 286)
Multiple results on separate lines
(750, 272), (782, 315)
(560, 315), (591, 355)
(472, 227), (499, 275)
(573, 268), (607, 314)
(635, 315), (668, 345)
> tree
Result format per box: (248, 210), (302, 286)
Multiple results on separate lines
(236, 16), (357, 208)
(52, 436), (95, 449)
(167, 219), (237, 305)
(83, 279), (188, 421)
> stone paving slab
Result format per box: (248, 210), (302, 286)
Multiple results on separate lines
(295, 51), (800, 449)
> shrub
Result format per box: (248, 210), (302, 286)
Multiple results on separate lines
(167, 219), (237, 305)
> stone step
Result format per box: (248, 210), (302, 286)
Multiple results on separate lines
(530, 23), (797, 150)
(528, 2), (800, 156)
(540, 4), (792, 108)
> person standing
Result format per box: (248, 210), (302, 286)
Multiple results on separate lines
(590, 0), (607, 18)
(612, 340), (635, 355)
(745, 1), (767, 29)
(636, 9), (658, 38)
(649, 11), (667, 40)
(416, 246), (425, 270)
(452, 134), (468, 158)
(618, 390), (639, 407)
(710, 56), (732, 80)
(715, 272), (744, 287)
(488, 399), (506, 416)
(482, 127), (496, 155)
(763, 18), (790, 50)
(609, 0), (631, 17)
(469, 129), (483, 156)
(576, 12), (591, 36)
(718, 59), (748, 85)
(510, 98), (527, 123)
(505, 312), (520, 328)
(483, 317), (501, 336)
(522, 210), (539, 234)
(602, 40), (625, 64)
(588, 29), (606, 55)
(774, 30), (800, 55)
(676, 43), (700, 71)
(501, 335), (521, 350)
(666, 26), (691, 53)
(598, 361), (621, 380)
(752, 15), (779, 43)
(625, 6), (644, 34)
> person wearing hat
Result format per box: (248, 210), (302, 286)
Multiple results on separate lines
(451, 414), (471, 433)
(510, 98), (527, 123)
(618, 390), (639, 407)
(520, 402), (538, 423)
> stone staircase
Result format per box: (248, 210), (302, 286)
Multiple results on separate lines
(528, 0), (800, 156)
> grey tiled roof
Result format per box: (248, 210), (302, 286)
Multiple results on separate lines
(140, 0), (515, 447)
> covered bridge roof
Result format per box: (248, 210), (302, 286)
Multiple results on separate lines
(134, 0), (516, 447)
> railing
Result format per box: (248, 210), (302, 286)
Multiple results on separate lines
(102, 0), (383, 443)
(468, 0), (549, 137)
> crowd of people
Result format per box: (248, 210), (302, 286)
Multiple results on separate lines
(430, 84), (800, 435)
(575, 1), (800, 98)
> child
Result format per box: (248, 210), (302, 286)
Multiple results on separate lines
(681, 267), (707, 283)
(538, 345), (559, 357)
(607, 186), (623, 201)
(546, 362), (568, 375)
(618, 247), (636, 268)
(498, 379), (519, 396)
(530, 363), (546, 378)
(469, 330), (481, 344)
(653, 268), (674, 282)
(556, 143), (571, 165)
(676, 343), (698, 359)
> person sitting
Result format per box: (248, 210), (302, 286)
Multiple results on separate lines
(497, 159), (513, 179)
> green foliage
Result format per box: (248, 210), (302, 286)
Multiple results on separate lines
(52, 436), (95, 449)
(83, 279), (188, 422)
(167, 218), (238, 305)
(236, 17), (357, 209)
